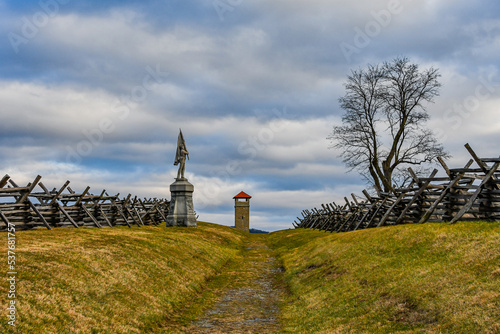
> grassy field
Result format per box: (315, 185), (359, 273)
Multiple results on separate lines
(0, 222), (248, 334)
(1, 221), (499, 333)
(267, 222), (500, 333)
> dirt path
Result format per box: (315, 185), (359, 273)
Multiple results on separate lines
(186, 235), (284, 333)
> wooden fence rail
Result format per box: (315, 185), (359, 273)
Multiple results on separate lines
(0, 175), (169, 231)
(294, 143), (500, 232)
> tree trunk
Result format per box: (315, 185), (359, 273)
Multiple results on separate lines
(369, 164), (382, 194)
(382, 160), (394, 193)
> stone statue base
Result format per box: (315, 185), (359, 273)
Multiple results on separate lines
(166, 178), (197, 227)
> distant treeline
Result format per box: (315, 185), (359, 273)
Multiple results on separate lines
(249, 228), (269, 234)
(231, 226), (268, 234)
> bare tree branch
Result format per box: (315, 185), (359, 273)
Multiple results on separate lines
(329, 57), (450, 193)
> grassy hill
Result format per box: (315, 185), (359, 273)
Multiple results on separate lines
(0, 222), (249, 333)
(268, 221), (500, 333)
(1, 221), (499, 333)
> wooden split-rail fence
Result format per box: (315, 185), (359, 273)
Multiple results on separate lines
(0, 174), (169, 231)
(294, 143), (500, 232)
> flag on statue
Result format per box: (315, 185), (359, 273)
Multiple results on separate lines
(174, 129), (188, 165)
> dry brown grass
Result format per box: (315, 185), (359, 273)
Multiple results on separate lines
(268, 221), (500, 333)
(3, 220), (499, 333)
(0, 222), (247, 333)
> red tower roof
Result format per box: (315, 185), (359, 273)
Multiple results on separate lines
(233, 191), (251, 199)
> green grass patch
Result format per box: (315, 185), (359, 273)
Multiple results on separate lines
(0, 222), (248, 333)
(2, 220), (499, 333)
(267, 222), (500, 333)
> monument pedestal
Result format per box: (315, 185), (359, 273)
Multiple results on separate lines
(166, 178), (197, 227)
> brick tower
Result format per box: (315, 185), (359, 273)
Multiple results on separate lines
(233, 191), (251, 232)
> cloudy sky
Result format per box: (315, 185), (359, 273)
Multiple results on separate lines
(1, 0), (499, 231)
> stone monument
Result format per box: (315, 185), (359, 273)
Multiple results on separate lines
(166, 129), (197, 227)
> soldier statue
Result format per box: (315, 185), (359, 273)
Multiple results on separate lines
(174, 129), (189, 180)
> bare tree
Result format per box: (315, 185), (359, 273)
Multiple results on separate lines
(328, 57), (449, 193)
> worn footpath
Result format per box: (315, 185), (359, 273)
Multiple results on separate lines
(186, 235), (284, 333)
